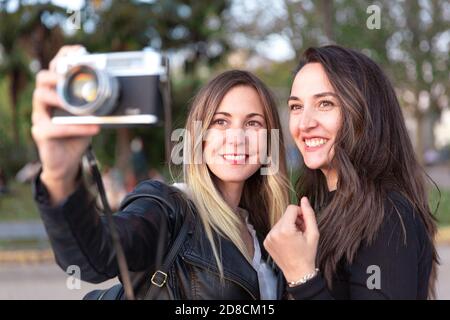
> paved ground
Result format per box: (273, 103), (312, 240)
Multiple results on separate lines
(0, 221), (47, 240)
(0, 244), (449, 300)
(0, 263), (119, 300)
(436, 244), (450, 299)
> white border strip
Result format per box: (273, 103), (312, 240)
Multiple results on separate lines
(52, 115), (158, 125)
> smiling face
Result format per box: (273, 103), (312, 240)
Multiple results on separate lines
(289, 63), (342, 178)
(203, 85), (267, 184)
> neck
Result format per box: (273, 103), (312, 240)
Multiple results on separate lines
(321, 168), (338, 191)
(215, 179), (244, 210)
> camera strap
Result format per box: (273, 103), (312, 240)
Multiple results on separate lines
(85, 145), (135, 300)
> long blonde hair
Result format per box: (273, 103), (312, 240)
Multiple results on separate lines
(181, 70), (290, 276)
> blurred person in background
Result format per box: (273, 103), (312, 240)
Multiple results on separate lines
(0, 167), (8, 195)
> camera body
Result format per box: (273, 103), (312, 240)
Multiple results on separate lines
(53, 49), (167, 127)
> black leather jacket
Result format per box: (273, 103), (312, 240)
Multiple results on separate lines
(33, 176), (283, 300)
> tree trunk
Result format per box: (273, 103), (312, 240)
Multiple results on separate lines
(320, 0), (334, 43)
(8, 71), (21, 145)
(423, 110), (439, 152)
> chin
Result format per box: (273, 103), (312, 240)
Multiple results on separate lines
(217, 177), (247, 184)
(216, 173), (252, 183)
(303, 159), (326, 170)
(215, 167), (259, 183)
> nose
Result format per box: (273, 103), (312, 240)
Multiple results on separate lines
(298, 107), (318, 131)
(224, 127), (246, 154)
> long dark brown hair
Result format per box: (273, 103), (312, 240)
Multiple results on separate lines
(294, 45), (439, 298)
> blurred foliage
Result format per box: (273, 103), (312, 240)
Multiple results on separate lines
(0, 0), (232, 177)
(69, 0), (231, 173)
(230, 0), (449, 162)
(0, 78), (34, 176)
(430, 187), (450, 227)
(0, 181), (40, 221)
(0, 0), (448, 182)
(0, 0), (448, 255)
(0, 1), (65, 146)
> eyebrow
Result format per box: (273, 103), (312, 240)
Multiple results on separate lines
(287, 91), (338, 103)
(213, 112), (265, 119)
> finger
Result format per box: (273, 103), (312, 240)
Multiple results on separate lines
(47, 124), (100, 138)
(295, 216), (305, 232)
(32, 87), (64, 124)
(32, 123), (100, 141)
(278, 204), (304, 235)
(282, 204), (302, 225)
(49, 45), (85, 72)
(300, 197), (319, 238)
(36, 70), (60, 89)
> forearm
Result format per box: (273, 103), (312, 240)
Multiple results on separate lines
(36, 174), (117, 282)
(34, 175), (173, 283)
(40, 167), (79, 206)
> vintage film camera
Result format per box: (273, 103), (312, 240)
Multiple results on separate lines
(53, 48), (168, 127)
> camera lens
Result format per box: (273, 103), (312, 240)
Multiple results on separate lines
(66, 68), (98, 105)
(58, 65), (119, 116)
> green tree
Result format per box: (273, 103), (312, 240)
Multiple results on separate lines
(383, 0), (449, 163)
(68, 0), (231, 173)
(229, 0), (449, 163)
(0, 1), (65, 143)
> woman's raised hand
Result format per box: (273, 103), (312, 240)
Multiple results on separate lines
(31, 45), (100, 204)
(264, 197), (320, 283)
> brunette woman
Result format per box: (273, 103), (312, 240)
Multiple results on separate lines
(264, 45), (438, 300)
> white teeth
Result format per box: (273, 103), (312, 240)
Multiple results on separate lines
(223, 154), (246, 161)
(304, 138), (328, 147)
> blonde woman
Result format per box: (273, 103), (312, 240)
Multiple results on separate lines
(32, 46), (290, 299)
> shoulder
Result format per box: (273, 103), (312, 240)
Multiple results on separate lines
(379, 191), (429, 249)
(384, 191), (423, 230)
(119, 180), (191, 221)
(352, 191), (431, 273)
(121, 180), (182, 208)
(129, 179), (179, 198)
(120, 180), (195, 233)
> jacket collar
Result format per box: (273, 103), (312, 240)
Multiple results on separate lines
(183, 218), (261, 299)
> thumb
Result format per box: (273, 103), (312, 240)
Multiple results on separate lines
(282, 204), (302, 226)
(300, 197), (319, 239)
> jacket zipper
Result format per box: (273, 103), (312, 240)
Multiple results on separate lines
(182, 257), (257, 300)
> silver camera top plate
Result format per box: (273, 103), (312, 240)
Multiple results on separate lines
(56, 49), (166, 77)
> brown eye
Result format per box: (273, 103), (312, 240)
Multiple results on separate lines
(319, 100), (334, 108)
(290, 104), (303, 111)
(247, 120), (262, 128)
(212, 119), (227, 126)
